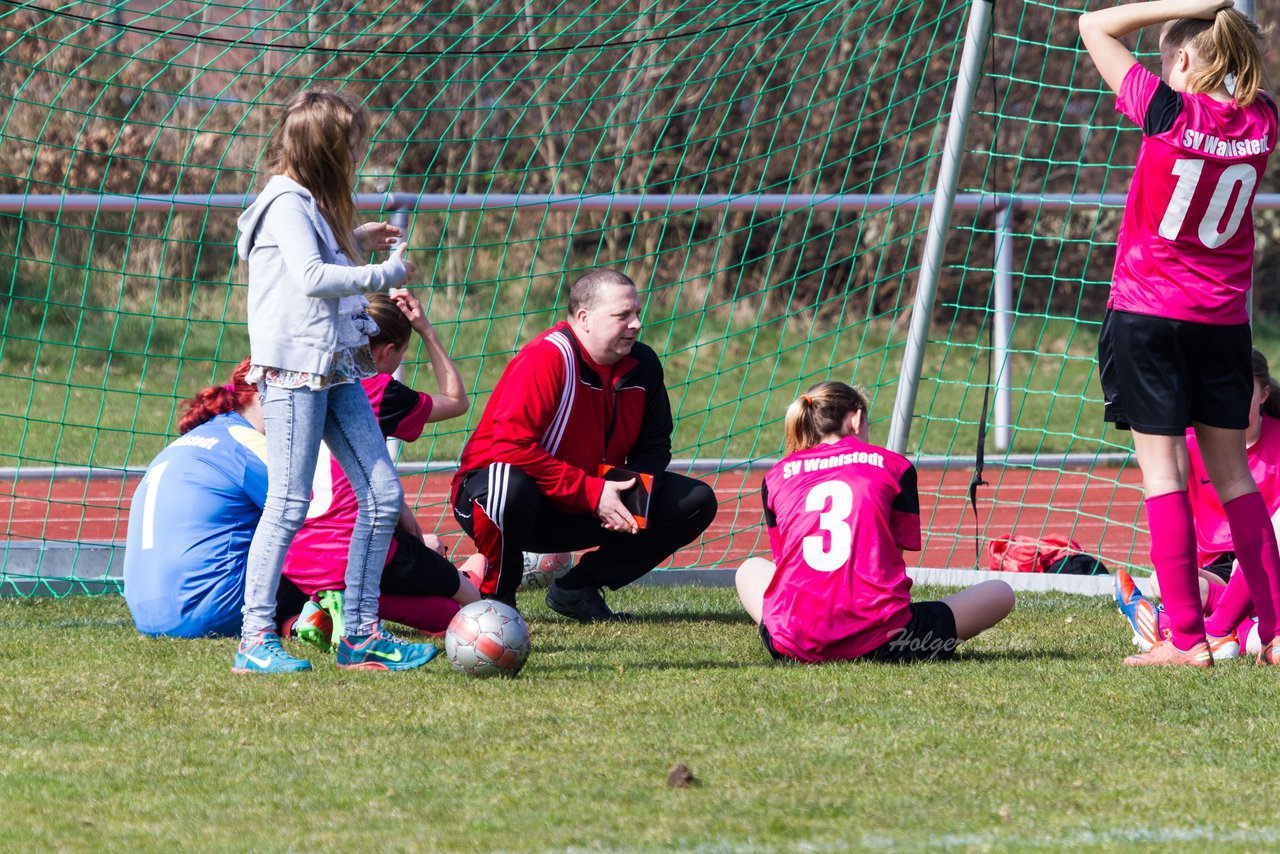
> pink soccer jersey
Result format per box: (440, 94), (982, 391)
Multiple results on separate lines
(284, 373), (433, 595)
(1110, 64), (1277, 324)
(760, 434), (921, 662)
(1187, 415), (1280, 565)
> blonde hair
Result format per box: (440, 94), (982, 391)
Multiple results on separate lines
(265, 89), (368, 261)
(1162, 10), (1269, 107)
(783, 381), (869, 454)
(365, 292), (412, 350)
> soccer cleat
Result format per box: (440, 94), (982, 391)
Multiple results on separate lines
(1123, 638), (1213, 668)
(232, 632), (313, 674)
(546, 581), (635, 624)
(1206, 632), (1240, 661)
(316, 589), (345, 649)
(485, 591), (520, 612)
(294, 600), (334, 653)
(336, 623), (439, 671)
(1114, 569), (1164, 651)
(1257, 638), (1280, 666)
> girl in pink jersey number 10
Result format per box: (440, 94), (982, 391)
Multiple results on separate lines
(1079, 0), (1280, 665)
(735, 382), (1014, 664)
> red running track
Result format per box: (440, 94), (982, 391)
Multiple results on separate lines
(0, 464), (1150, 573)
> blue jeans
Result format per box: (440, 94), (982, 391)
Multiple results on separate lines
(241, 381), (403, 639)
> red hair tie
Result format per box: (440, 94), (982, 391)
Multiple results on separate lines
(801, 395), (812, 406)
(223, 383), (237, 393)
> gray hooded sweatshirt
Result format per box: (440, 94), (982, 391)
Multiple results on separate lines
(236, 175), (406, 374)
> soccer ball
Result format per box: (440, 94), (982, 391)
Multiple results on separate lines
(519, 551), (573, 591)
(444, 600), (531, 678)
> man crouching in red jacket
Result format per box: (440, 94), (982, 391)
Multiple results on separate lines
(451, 268), (718, 621)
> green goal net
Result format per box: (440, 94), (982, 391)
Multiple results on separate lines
(3, 0), (1275, 595)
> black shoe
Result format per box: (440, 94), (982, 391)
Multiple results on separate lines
(484, 592), (519, 613)
(545, 581), (634, 623)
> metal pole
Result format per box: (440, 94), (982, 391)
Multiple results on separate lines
(385, 204), (413, 464)
(993, 202), (1014, 451)
(23, 191), (1280, 214)
(887, 0), (996, 454)
(1237, 0), (1256, 317)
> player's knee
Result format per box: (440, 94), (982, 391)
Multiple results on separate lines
(360, 473), (404, 523)
(682, 479), (718, 532)
(985, 580), (1016, 621)
(266, 494), (310, 534)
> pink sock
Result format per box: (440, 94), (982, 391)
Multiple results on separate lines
(1203, 581), (1226, 615)
(378, 594), (461, 636)
(1236, 617), (1258, 652)
(1223, 493), (1280, 645)
(1145, 492), (1205, 649)
(1204, 569), (1254, 638)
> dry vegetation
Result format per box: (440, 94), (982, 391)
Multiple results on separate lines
(1, 0), (1279, 334)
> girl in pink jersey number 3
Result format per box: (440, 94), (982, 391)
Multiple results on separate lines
(1079, 0), (1280, 665)
(735, 383), (1014, 664)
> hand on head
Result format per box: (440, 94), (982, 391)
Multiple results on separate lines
(1181, 0), (1232, 19)
(389, 286), (426, 327)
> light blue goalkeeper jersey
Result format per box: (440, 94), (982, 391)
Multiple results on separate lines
(123, 411), (268, 637)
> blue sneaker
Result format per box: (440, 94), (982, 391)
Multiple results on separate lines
(1114, 569), (1164, 652)
(336, 623), (439, 671)
(232, 632), (312, 674)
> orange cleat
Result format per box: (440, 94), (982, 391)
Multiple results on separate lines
(1257, 638), (1280, 666)
(1114, 569), (1165, 651)
(1124, 638), (1213, 667)
(1206, 632), (1240, 661)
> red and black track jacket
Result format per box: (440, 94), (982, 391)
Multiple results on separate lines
(452, 322), (673, 513)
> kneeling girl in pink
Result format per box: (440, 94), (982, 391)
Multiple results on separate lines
(284, 290), (482, 637)
(736, 381), (1014, 663)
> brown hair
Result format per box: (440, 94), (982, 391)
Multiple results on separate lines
(783, 381), (869, 454)
(178, 358), (255, 435)
(1162, 10), (1269, 107)
(567, 268), (635, 315)
(365, 293), (412, 350)
(264, 89), (368, 261)
(1252, 349), (1280, 419)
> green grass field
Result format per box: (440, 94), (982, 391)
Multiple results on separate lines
(4, 585), (1279, 852)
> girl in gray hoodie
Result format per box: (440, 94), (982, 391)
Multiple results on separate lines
(232, 89), (437, 674)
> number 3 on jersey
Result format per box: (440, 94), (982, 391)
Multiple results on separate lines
(1158, 159), (1258, 248)
(802, 481), (854, 572)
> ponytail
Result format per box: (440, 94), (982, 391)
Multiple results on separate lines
(365, 292), (412, 350)
(177, 357), (256, 435)
(782, 381), (868, 454)
(1163, 10), (1269, 107)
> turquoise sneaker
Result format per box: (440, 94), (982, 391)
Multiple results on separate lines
(232, 632), (312, 674)
(336, 623), (439, 671)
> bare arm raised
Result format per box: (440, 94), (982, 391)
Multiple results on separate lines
(1079, 0), (1231, 93)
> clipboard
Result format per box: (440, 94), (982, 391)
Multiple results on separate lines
(598, 465), (654, 529)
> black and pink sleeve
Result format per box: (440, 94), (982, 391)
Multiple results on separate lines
(890, 464), (922, 552)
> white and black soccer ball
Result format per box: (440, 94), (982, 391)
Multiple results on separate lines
(518, 551), (573, 591)
(444, 600), (531, 678)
